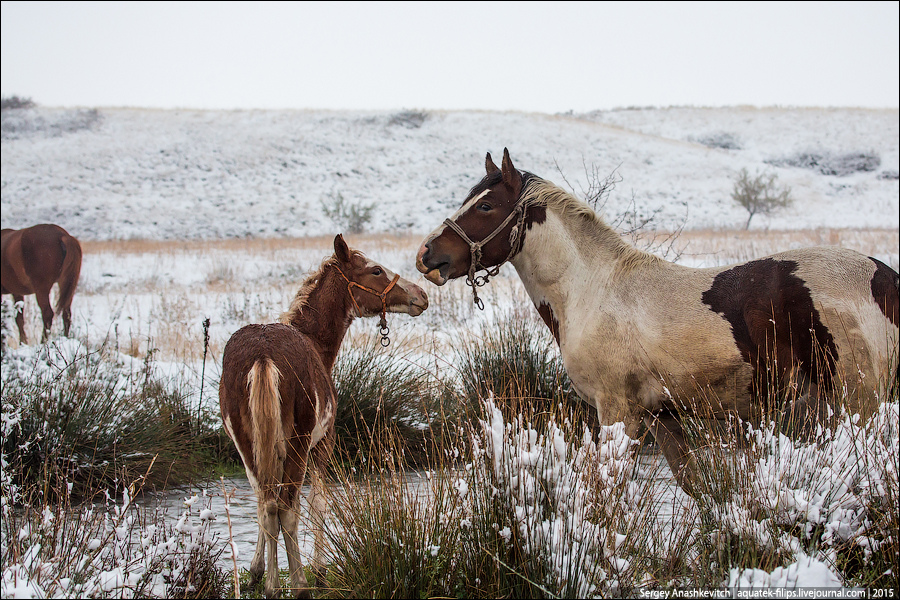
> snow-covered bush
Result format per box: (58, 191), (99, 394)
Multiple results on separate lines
(1, 337), (217, 496)
(1, 486), (230, 598)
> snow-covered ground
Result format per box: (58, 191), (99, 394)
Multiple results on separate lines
(2, 106), (898, 239)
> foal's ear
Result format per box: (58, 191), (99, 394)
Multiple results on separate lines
(485, 152), (500, 175)
(501, 148), (522, 195)
(334, 234), (353, 264)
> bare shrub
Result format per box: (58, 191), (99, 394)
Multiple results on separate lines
(320, 191), (375, 234)
(557, 160), (688, 261)
(731, 168), (794, 230)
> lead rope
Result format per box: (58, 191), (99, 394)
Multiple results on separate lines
(334, 267), (400, 347)
(442, 201), (527, 310)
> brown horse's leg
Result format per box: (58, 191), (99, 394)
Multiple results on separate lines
(12, 294), (27, 344)
(62, 305), (72, 337)
(34, 288), (54, 343)
(645, 413), (698, 497)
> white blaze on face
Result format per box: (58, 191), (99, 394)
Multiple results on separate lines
(424, 188), (492, 245)
(418, 188), (492, 285)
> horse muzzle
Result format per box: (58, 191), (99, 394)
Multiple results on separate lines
(415, 243), (449, 286)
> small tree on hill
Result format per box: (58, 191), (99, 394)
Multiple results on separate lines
(732, 168), (793, 229)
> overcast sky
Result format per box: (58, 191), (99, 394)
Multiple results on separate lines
(2, 1), (898, 113)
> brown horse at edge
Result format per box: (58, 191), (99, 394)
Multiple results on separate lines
(1, 224), (83, 344)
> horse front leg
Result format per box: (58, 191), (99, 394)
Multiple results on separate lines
(12, 294), (27, 344)
(644, 413), (698, 498)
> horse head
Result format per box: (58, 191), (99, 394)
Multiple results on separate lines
(416, 149), (531, 290)
(334, 234), (428, 319)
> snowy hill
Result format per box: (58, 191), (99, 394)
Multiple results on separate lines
(2, 106), (898, 240)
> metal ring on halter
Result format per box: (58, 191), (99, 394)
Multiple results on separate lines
(379, 322), (391, 347)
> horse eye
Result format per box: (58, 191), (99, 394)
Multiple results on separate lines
(372, 267), (383, 276)
(477, 202), (492, 212)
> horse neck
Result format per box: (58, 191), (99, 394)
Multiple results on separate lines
(511, 202), (646, 308)
(281, 266), (354, 372)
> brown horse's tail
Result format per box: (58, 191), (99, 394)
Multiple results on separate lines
(55, 233), (82, 315)
(248, 358), (286, 506)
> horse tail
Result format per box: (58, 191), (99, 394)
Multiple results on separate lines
(248, 358), (286, 506)
(55, 233), (82, 314)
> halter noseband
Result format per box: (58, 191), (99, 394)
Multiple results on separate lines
(334, 266), (401, 347)
(442, 196), (527, 310)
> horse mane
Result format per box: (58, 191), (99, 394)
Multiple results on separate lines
(279, 251), (363, 325)
(522, 177), (661, 274)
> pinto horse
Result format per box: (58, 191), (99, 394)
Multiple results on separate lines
(417, 148), (899, 495)
(220, 234), (428, 599)
(1, 224), (83, 344)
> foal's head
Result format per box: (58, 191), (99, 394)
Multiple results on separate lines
(416, 148), (533, 287)
(332, 234), (428, 318)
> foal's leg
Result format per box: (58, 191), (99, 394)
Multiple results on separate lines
(262, 491), (283, 599)
(12, 294), (27, 344)
(307, 428), (335, 587)
(280, 450), (312, 599)
(645, 413), (698, 497)
(249, 501), (267, 588)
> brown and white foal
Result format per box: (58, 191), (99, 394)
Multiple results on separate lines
(220, 235), (428, 598)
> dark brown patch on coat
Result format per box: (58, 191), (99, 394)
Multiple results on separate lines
(869, 257), (899, 327)
(701, 258), (839, 402)
(537, 301), (560, 345)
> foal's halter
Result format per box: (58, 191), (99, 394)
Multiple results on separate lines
(442, 196), (527, 310)
(334, 266), (401, 346)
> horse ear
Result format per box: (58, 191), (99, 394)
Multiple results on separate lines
(334, 234), (352, 264)
(485, 152), (500, 175)
(501, 148), (522, 195)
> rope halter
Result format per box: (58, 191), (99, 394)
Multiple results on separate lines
(334, 266), (401, 347)
(441, 197), (527, 310)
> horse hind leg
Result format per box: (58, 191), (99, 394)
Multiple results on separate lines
(279, 439), (314, 599)
(280, 490), (313, 599)
(262, 495), (282, 599)
(34, 289), (54, 343)
(61, 304), (72, 337)
(249, 503), (267, 588)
